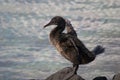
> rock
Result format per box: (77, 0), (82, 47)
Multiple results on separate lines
(45, 67), (84, 80)
(93, 76), (107, 80)
(29, 72), (120, 80)
(112, 73), (120, 80)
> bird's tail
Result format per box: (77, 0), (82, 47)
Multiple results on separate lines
(92, 45), (105, 55)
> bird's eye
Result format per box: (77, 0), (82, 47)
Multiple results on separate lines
(53, 20), (55, 23)
(53, 20), (56, 24)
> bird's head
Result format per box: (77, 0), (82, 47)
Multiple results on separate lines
(44, 16), (66, 28)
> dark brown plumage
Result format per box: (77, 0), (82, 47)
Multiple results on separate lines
(44, 16), (105, 80)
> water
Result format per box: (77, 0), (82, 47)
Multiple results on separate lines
(0, 0), (120, 80)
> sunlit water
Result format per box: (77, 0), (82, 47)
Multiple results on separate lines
(0, 0), (120, 80)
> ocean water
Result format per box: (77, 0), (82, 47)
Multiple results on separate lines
(0, 0), (120, 80)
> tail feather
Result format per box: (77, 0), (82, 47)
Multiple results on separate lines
(92, 45), (105, 55)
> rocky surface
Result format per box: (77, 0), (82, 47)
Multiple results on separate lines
(45, 67), (84, 80)
(112, 73), (120, 80)
(29, 71), (120, 80)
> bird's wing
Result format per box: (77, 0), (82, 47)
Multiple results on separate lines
(66, 22), (77, 37)
(59, 35), (89, 55)
(59, 34), (95, 64)
(71, 36), (95, 58)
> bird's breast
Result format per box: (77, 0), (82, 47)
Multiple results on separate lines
(50, 37), (67, 55)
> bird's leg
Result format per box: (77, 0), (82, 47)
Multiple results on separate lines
(63, 64), (79, 80)
(73, 64), (79, 74)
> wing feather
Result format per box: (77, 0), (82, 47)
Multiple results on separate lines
(58, 34), (95, 64)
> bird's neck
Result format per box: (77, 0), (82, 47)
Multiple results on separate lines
(50, 24), (65, 38)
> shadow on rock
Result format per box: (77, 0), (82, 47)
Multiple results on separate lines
(93, 76), (107, 80)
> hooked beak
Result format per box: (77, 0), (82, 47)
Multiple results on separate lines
(43, 21), (53, 28)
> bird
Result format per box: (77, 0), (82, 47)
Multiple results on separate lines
(44, 16), (105, 80)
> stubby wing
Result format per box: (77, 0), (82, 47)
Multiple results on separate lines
(59, 34), (95, 64)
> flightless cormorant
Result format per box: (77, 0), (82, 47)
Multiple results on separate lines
(44, 16), (105, 80)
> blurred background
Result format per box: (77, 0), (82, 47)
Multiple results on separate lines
(0, 0), (120, 80)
